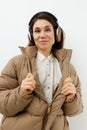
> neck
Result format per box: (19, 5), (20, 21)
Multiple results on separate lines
(38, 50), (51, 57)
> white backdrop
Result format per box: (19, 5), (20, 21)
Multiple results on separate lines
(0, 0), (87, 130)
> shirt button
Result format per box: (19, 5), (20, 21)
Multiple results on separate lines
(47, 86), (50, 89)
(48, 74), (50, 76)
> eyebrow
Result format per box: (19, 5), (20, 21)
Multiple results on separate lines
(34, 25), (52, 29)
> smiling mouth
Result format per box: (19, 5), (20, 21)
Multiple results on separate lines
(39, 40), (48, 43)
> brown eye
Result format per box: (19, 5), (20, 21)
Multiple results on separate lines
(45, 28), (51, 32)
(34, 29), (40, 33)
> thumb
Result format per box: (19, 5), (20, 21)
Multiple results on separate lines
(64, 77), (71, 84)
(26, 73), (32, 78)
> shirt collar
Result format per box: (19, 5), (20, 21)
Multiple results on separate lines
(37, 51), (54, 62)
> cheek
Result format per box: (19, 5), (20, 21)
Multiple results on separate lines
(51, 35), (55, 45)
(51, 31), (55, 43)
(33, 35), (38, 42)
(33, 36), (39, 46)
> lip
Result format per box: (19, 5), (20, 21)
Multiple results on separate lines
(39, 40), (48, 43)
(39, 40), (48, 42)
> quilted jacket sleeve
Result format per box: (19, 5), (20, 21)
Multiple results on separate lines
(0, 56), (33, 116)
(62, 64), (83, 116)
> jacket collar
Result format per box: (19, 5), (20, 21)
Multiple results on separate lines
(19, 46), (37, 58)
(19, 46), (72, 62)
(53, 48), (72, 62)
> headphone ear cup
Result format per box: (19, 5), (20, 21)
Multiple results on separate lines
(28, 33), (31, 44)
(56, 27), (61, 42)
(28, 32), (35, 45)
(56, 27), (59, 36)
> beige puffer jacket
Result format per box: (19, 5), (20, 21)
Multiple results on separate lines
(0, 46), (83, 130)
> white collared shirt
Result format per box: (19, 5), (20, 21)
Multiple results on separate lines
(36, 51), (62, 103)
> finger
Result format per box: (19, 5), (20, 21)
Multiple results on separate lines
(25, 78), (34, 83)
(24, 80), (36, 87)
(61, 87), (76, 96)
(26, 73), (34, 78)
(26, 73), (32, 78)
(27, 82), (36, 89)
(62, 82), (73, 90)
(66, 94), (73, 100)
(61, 84), (76, 95)
(27, 86), (34, 91)
(26, 73), (34, 80)
(25, 87), (33, 93)
(64, 77), (71, 84)
(61, 89), (73, 96)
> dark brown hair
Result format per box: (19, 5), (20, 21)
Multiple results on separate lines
(28, 11), (65, 49)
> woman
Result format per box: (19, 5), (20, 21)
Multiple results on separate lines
(0, 11), (83, 130)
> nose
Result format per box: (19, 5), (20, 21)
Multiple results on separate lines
(40, 31), (46, 38)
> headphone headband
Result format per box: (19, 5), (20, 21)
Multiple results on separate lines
(29, 11), (59, 31)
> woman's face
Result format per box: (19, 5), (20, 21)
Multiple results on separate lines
(32, 19), (55, 56)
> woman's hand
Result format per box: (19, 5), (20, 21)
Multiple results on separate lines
(20, 73), (36, 95)
(61, 77), (76, 102)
